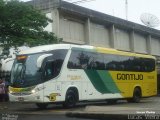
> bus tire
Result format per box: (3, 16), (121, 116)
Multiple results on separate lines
(63, 89), (77, 108)
(127, 87), (141, 103)
(36, 103), (48, 109)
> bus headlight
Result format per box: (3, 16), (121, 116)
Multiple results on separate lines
(31, 89), (36, 94)
(31, 86), (45, 94)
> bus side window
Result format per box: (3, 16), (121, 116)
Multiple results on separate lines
(94, 53), (105, 70)
(108, 64), (116, 70)
(44, 59), (63, 81)
(67, 50), (84, 69)
(118, 65), (125, 71)
(44, 61), (54, 80)
(134, 66), (140, 71)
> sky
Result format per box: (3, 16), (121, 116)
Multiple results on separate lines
(22, 0), (160, 30)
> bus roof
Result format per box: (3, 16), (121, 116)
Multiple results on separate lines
(19, 44), (93, 54)
(19, 44), (155, 59)
(19, 44), (72, 54)
(95, 46), (155, 59)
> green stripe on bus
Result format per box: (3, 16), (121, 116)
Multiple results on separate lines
(84, 70), (120, 94)
(97, 70), (120, 93)
(84, 70), (111, 93)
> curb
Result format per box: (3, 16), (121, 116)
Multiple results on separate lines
(66, 112), (128, 120)
(66, 112), (160, 120)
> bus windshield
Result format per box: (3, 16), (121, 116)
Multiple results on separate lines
(10, 49), (68, 88)
(10, 53), (44, 88)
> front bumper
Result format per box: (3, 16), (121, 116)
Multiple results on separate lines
(9, 92), (43, 103)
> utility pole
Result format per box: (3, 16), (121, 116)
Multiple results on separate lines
(125, 0), (128, 20)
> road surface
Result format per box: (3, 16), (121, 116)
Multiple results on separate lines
(0, 96), (160, 120)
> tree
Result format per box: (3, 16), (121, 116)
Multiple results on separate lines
(0, 0), (60, 50)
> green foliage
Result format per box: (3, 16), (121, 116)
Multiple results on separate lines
(0, 0), (60, 48)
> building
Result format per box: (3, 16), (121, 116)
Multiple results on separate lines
(27, 0), (160, 58)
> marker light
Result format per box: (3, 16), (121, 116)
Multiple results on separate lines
(17, 55), (27, 60)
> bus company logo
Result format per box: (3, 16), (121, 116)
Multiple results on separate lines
(117, 73), (143, 80)
(67, 75), (82, 80)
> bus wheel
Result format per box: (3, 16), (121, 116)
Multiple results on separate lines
(127, 87), (141, 103)
(36, 103), (48, 109)
(63, 90), (77, 108)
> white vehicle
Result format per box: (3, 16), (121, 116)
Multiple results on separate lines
(0, 46), (29, 73)
(9, 44), (157, 109)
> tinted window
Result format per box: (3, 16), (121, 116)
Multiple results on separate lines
(67, 50), (155, 72)
(68, 51), (84, 69)
(67, 50), (105, 70)
(43, 50), (68, 81)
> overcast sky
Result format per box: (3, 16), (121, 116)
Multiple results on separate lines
(22, 0), (160, 30)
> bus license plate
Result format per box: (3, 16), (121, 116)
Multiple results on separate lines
(18, 97), (24, 101)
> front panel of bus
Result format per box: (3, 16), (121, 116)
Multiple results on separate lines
(9, 49), (68, 103)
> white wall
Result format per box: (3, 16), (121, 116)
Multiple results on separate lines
(59, 17), (85, 44)
(151, 37), (160, 55)
(115, 29), (130, 51)
(134, 33), (147, 53)
(90, 23), (110, 47)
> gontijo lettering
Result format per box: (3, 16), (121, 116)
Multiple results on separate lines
(117, 73), (143, 80)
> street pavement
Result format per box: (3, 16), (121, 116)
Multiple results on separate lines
(0, 114), (94, 120)
(0, 96), (160, 120)
(67, 96), (160, 120)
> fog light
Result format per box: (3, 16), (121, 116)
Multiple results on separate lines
(9, 90), (13, 94)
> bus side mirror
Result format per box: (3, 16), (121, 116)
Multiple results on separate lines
(37, 54), (53, 69)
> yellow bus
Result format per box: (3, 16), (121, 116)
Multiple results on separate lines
(9, 44), (157, 108)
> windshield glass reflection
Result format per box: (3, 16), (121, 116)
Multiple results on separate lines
(11, 53), (44, 88)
